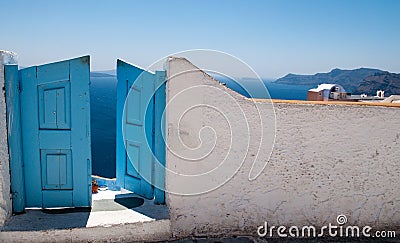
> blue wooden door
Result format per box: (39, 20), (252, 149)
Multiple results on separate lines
(116, 60), (165, 203)
(20, 56), (92, 208)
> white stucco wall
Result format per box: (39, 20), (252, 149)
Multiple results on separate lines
(165, 57), (400, 237)
(0, 51), (17, 227)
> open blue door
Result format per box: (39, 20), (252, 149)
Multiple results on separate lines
(116, 60), (165, 204)
(13, 56), (92, 208)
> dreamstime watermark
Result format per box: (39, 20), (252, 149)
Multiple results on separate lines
(257, 214), (396, 238)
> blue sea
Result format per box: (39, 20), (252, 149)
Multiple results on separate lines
(221, 78), (314, 100)
(90, 77), (117, 178)
(90, 76), (312, 178)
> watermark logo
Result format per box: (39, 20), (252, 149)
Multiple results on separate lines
(336, 214), (347, 225)
(257, 214), (396, 238)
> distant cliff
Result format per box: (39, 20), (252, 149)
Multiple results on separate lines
(355, 72), (400, 96)
(274, 68), (385, 93)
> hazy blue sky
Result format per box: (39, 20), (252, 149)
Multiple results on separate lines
(1, 0), (399, 78)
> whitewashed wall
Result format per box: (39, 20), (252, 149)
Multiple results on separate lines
(0, 51), (17, 227)
(165, 57), (400, 237)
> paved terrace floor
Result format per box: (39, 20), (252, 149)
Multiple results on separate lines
(3, 189), (168, 231)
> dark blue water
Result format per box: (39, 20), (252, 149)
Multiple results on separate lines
(265, 82), (313, 100)
(90, 77), (117, 178)
(219, 77), (313, 100)
(90, 76), (311, 178)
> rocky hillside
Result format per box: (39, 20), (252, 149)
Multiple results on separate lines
(274, 68), (384, 92)
(355, 72), (400, 96)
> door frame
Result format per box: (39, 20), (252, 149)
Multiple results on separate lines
(4, 64), (25, 213)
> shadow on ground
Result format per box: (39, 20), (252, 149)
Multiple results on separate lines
(3, 194), (168, 231)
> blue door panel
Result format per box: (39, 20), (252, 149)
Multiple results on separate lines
(69, 56), (92, 207)
(116, 60), (166, 201)
(18, 56), (91, 208)
(117, 60), (153, 199)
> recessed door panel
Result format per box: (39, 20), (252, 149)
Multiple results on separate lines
(126, 141), (140, 178)
(38, 81), (71, 130)
(126, 86), (142, 126)
(41, 149), (72, 190)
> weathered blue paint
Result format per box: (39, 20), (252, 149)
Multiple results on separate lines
(19, 56), (91, 208)
(4, 64), (26, 213)
(70, 56), (92, 207)
(116, 60), (166, 203)
(154, 71), (166, 204)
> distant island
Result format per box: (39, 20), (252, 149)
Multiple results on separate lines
(274, 68), (400, 96)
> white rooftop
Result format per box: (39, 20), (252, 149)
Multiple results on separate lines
(309, 83), (345, 92)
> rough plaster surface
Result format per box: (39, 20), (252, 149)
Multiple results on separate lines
(166, 57), (400, 237)
(0, 51), (16, 227)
